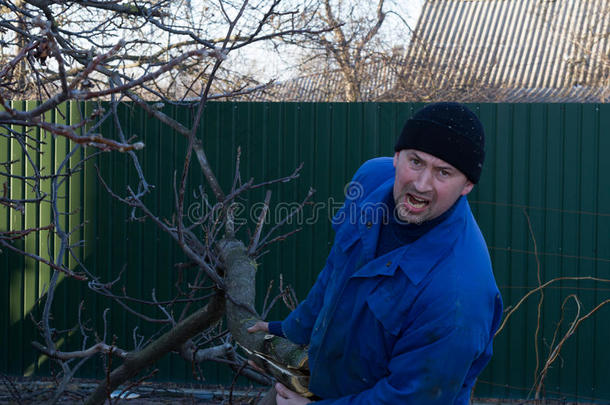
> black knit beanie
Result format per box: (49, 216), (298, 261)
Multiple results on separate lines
(394, 102), (485, 183)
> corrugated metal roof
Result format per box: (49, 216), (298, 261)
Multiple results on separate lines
(241, 0), (610, 102)
(405, 0), (610, 90)
(382, 85), (610, 103)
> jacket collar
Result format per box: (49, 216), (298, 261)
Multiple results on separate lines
(335, 176), (394, 256)
(338, 177), (468, 285)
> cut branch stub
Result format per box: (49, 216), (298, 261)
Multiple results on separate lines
(217, 238), (311, 396)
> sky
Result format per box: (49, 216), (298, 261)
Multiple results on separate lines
(236, 0), (426, 82)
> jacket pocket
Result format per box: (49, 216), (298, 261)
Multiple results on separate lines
(365, 273), (413, 337)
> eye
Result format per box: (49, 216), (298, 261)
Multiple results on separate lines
(439, 168), (451, 178)
(409, 158), (422, 167)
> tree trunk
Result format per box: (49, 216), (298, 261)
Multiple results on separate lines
(217, 239), (312, 397)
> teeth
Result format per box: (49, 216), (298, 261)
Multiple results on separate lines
(407, 195), (427, 208)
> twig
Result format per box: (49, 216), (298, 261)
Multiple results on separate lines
(231, 146), (243, 193)
(31, 341), (128, 361)
(248, 190), (272, 255)
(495, 276), (610, 337)
(152, 288), (176, 326)
(82, 48), (221, 99)
(248, 162), (304, 191)
(255, 228), (302, 258)
(193, 139), (226, 203)
(523, 209), (544, 388)
(229, 361), (249, 405)
(91, 285), (214, 306)
(0, 239), (86, 280)
(0, 224), (54, 240)
(261, 279), (274, 318)
(255, 187), (314, 252)
(533, 297), (610, 398)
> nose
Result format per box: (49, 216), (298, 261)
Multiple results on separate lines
(413, 169), (433, 193)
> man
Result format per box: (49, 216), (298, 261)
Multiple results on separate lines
(249, 102), (503, 404)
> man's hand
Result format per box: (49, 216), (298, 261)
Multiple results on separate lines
(247, 321), (269, 333)
(275, 383), (312, 405)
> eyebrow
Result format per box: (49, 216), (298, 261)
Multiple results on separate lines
(409, 151), (455, 172)
(409, 151), (424, 160)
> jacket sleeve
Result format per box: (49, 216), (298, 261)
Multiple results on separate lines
(280, 256), (334, 345)
(312, 291), (502, 405)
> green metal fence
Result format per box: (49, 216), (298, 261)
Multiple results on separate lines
(1, 102), (609, 402)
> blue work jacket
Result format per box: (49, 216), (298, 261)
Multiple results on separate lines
(280, 157), (503, 404)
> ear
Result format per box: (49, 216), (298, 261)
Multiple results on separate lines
(393, 151), (400, 168)
(460, 180), (474, 196)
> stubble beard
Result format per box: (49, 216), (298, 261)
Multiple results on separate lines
(394, 194), (430, 225)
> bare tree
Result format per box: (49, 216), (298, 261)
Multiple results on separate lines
(274, 0), (412, 102)
(316, 0), (387, 101)
(237, 0), (422, 102)
(0, 0), (330, 403)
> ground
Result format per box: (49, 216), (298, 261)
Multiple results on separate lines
(0, 376), (266, 404)
(0, 376), (600, 404)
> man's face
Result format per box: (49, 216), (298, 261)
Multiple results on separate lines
(393, 149), (474, 224)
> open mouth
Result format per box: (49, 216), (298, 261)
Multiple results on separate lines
(406, 194), (429, 209)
